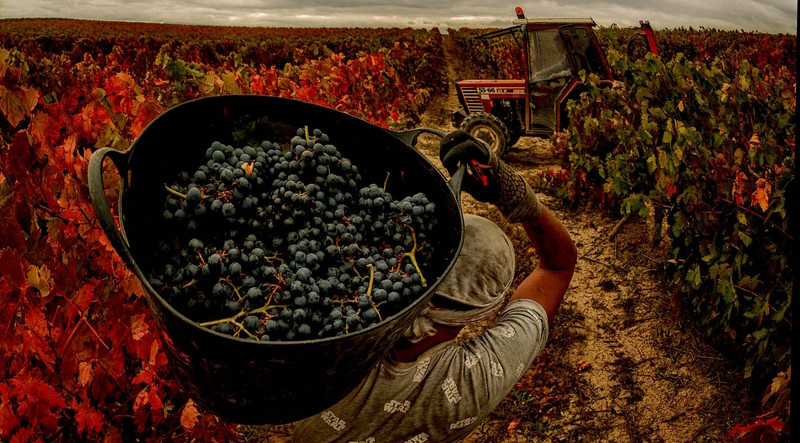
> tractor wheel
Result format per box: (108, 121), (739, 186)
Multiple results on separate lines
(459, 112), (511, 157)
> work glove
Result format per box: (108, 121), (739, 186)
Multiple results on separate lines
(439, 130), (542, 223)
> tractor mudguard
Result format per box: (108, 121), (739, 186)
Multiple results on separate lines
(451, 107), (468, 128)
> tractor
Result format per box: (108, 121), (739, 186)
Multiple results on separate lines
(451, 6), (658, 156)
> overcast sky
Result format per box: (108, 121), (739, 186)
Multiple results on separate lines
(0, 0), (796, 33)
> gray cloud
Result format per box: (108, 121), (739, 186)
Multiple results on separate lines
(0, 0), (796, 32)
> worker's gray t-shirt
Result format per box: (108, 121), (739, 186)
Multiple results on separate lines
(292, 299), (549, 443)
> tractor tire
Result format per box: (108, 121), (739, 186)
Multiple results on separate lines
(459, 112), (511, 157)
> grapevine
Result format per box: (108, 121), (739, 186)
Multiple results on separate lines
(547, 45), (794, 437)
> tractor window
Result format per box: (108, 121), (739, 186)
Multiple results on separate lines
(560, 27), (609, 80)
(528, 30), (572, 83)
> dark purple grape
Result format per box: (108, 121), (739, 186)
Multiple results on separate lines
(247, 287), (262, 300)
(243, 315), (259, 331)
(214, 323), (232, 334)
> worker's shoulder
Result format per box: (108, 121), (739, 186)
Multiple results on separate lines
(502, 298), (547, 317)
(482, 299), (549, 342)
(447, 299), (548, 352)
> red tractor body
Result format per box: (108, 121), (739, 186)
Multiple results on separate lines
(452, 10), (657, 156)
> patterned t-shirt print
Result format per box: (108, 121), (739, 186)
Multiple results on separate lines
(441, 377), (462, 404)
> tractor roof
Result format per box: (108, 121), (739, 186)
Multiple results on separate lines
(512, 17), (596, 26)
(476, 17), (596, 40)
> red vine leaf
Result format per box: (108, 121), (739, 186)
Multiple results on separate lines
(751, 178), (771, 212)
(20, 306), (56, 371)
(665, 176), (678, 199)
(9, 372), (67, 433)
(74, 281), (98, 312)
(148, 387), (164, 411)
(133, 388), (149, 412)
(130, 313), (150, 341)
(0, 248), (26, 290)
(26, 264), (53, 297)
(727, 417), (783, 443)
(180, 399), (200, 431)
(132, 366), (155, 386)
(147, 339), (167, 368)
(731, 171), (747, 206)
(763, 417), (784, 434)
(73, 401), (105, 434)
(8, 426), (34, 443)
(78, 361), (94, 387)
(130, 99), (163, 138)
(0, 83), (38, 128)
(507, 417), (521, 435)
(761, 371), (788, 406)
(0, 384), (20, 438)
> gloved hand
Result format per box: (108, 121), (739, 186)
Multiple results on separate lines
(439, 130), (542, 223)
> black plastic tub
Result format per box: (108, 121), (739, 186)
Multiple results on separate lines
(88, 95), (464, 424)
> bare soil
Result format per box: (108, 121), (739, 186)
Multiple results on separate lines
(239, 37), (751, 442)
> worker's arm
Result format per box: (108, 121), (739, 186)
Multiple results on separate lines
(537, 59), (572, 80)
(509, 205), (576, 324)
(439, 130), (576, 324)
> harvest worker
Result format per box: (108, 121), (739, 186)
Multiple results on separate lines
(532, 31), (573, 81)
(292, 130), (577, 442)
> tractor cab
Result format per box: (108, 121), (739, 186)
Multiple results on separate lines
(523, 17), (614, 133)
(452, 7), (657, 156)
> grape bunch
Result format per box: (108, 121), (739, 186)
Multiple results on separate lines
(145, 127), (438, 342)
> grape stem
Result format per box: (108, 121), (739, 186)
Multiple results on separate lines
(331, 297), (358, 305)
(219, 278), (244, 302)
(350, 260), (364, 280)
(264, 287), (279, 306)
(366, 263), (375, 296)
(164, 185), (187, 199)
(163, 184), (212, 200)
(399, 225), (427, 287)
(383, 172), (390, 191)
(198, 302), (289, 327)
(264, 254), (284, 266)
(231, 320), (259, 340)
(248, 302), (289, 317)
(180, 279), (199, 289)
(371, 302), (383, 322)
(199, 313), (246, 327)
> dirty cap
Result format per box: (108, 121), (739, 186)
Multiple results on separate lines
(430, 213), (514, 321)
(403, 214), (514, 342)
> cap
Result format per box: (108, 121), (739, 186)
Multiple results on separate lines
(432, 214), (515, 311)
(400, 215), (514, 339)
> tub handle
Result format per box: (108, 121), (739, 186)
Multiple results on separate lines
(391, 128), (464, 207)
(87, 147), (137, 269)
